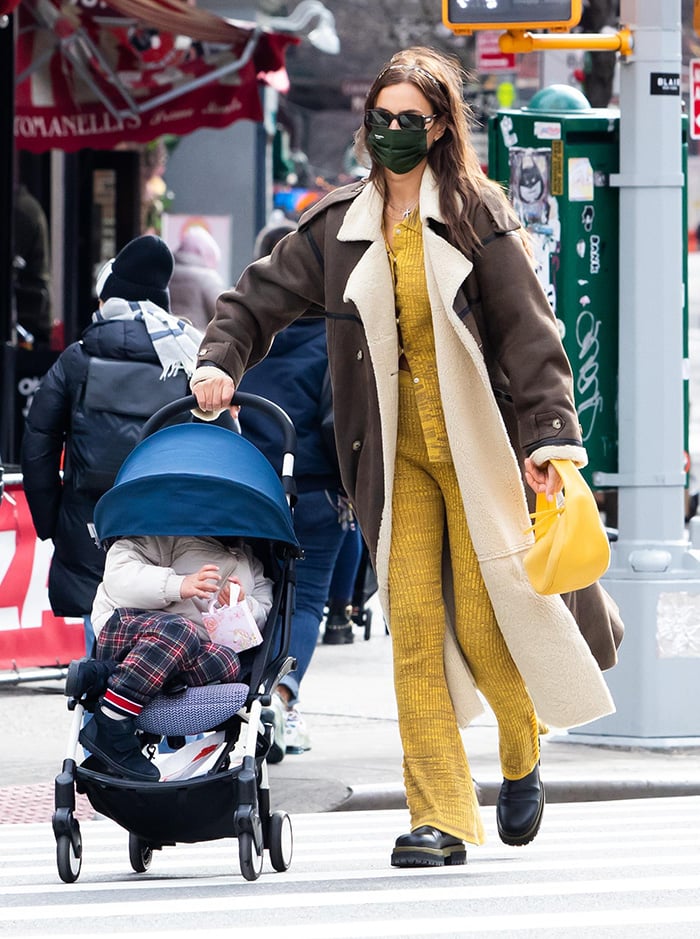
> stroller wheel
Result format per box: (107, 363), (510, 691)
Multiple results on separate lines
(268, 811), (293, 872)
(128, 833), (153, 873)
(238, 831), (264, 881)
(56, 832), (82, 883)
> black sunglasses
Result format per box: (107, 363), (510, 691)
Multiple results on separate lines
(364, 108), (438, 131)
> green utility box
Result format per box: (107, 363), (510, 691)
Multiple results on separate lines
(488, 86), (620, 487)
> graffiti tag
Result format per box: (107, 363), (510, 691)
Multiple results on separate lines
(575, 309), (604, 442)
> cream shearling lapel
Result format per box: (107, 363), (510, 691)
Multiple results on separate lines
(338, 172), (455, 599)
(339, 182), (400, 600)
(423, 225), (532, 558)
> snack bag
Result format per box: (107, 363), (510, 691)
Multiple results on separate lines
(202, 584), (263, 653)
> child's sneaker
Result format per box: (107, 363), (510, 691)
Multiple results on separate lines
(285, 706), (311, 754)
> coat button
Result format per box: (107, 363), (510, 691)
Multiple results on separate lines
(356, 349), (363, 360)
(552, 418), (562, 429)
(352, 440), (362, 451)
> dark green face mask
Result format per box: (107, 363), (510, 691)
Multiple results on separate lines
(367, 127), (428, 175)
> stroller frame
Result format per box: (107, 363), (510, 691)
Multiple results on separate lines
(52, 393), (301, 884)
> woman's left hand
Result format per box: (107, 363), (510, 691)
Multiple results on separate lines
(524, 457), (563, 500)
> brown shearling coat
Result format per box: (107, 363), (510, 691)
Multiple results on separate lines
(197, 170), (619, 730)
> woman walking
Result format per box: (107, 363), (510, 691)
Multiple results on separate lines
(191, 47), (618, 867)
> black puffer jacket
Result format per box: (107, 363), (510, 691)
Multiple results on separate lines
(21, 317), (188, 616)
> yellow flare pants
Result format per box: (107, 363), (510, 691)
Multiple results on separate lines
(388, 372), (539, 844)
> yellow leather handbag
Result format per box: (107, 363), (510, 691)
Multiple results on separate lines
(523, 458), (610, 595)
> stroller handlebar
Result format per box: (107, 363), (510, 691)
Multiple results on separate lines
(140, 393), (298, 505)
(140, 393), (297, 458)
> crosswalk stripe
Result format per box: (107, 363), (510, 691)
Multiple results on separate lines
(1, 845), (699, 893)
(2, 872), (700, 922)
(66, 907), (700, 939)
(1, 850), (700, 894)
(2, 802), (700, 841)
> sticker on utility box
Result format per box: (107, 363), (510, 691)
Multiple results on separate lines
(499, 114), (518, 148)
(534, 122), (561, 140)
(568, 157), (594, 202)
(656, 592), (700, 657)
(650, 72), (680, 95)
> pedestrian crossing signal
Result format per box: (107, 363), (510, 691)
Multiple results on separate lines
(443, 0), (582, 32)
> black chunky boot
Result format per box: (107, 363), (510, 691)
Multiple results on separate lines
(79, 704), (160, 782)
(497, 763), (545, 846)
(322, 605), (354, 644)
(391, 826), (467, 868)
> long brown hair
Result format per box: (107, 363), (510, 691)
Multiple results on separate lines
(355, 47), (517, 258)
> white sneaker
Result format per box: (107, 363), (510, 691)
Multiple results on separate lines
(284, 706), (312, 754)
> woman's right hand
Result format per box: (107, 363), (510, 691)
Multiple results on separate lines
(192, 373), (236, 416)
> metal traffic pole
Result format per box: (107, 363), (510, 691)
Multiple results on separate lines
(571, 0), (700, 742)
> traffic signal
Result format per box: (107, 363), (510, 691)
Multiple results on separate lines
(442, 0), (582, 32)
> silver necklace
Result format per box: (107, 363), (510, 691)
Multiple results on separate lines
(385, 201), (416, 220)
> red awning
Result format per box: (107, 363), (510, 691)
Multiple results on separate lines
(14, 0), (296, 153)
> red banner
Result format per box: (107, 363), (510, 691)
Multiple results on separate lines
(14, 0), (294, 153)
(0, 483), (85, 670)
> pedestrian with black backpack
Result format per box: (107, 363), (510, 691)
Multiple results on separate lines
(21, 235), (201, 655)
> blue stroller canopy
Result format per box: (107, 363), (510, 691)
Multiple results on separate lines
(94, 423), (298, 547)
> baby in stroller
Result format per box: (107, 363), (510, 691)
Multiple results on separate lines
(74, 534), (272, 781)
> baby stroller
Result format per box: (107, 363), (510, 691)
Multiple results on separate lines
(52, 393), (302, 884)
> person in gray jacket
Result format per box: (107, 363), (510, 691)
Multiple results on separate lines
(168, 225), (225, 332)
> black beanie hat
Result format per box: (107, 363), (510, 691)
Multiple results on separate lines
(96, 234), (174, 311)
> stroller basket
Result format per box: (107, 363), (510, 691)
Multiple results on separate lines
(76, 763), (241, 845)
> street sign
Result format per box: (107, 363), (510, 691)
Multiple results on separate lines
(691, 59), (700, 140)
(443, 0), (582, 32)
(476, 31), (516, 71)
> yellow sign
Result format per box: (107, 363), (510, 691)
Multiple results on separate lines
(443, 0), (582, 33)
(496, 81), (516, 108)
